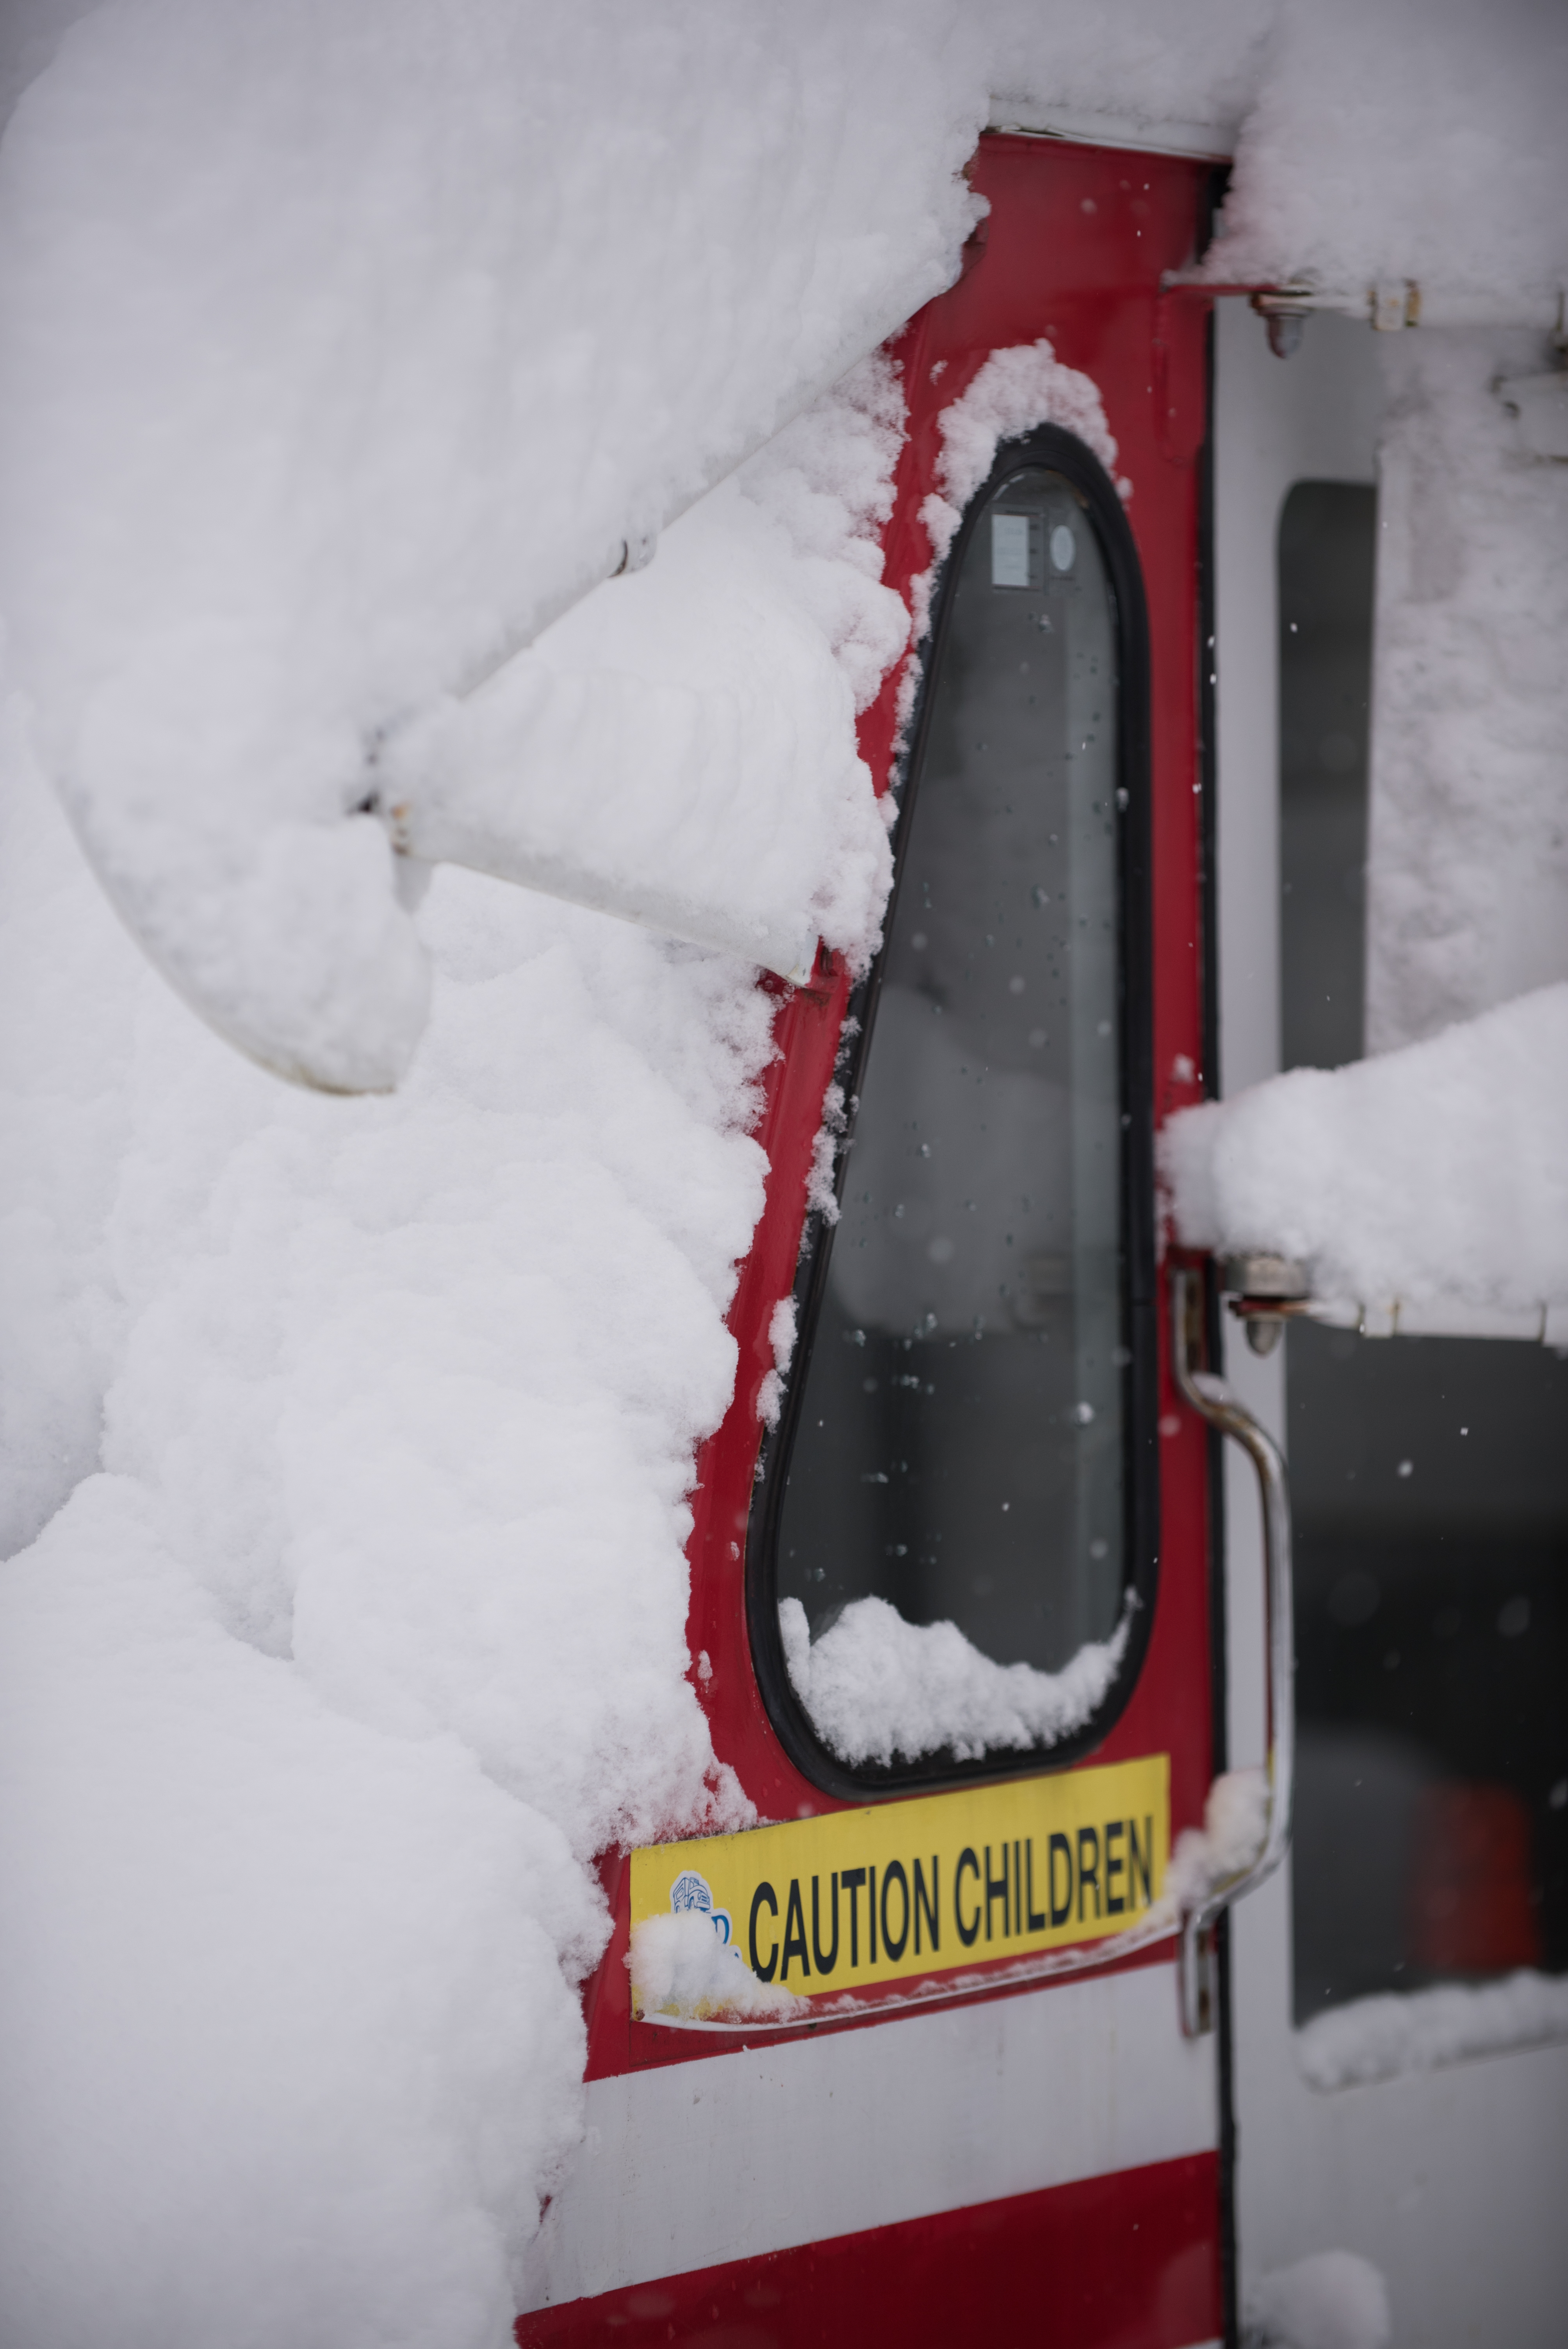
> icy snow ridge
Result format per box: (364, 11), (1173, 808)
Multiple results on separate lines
(780, 1593), (1128, 1766)
(903, 337), (1121, 665)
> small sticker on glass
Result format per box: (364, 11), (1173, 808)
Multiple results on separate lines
(990, 511), (1036, 589)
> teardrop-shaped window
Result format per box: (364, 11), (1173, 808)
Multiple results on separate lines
(750, 424), (1157, 1791)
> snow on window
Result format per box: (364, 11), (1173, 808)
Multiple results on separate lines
(1296, 1967), (1568, 2092)
(903, 337), (1122, 665)
(1181, 231), (1568, 1330)
(780, 1592), (1130, 1767)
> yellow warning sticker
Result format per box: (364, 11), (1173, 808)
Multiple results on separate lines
(630, 1752), (1169, 2010)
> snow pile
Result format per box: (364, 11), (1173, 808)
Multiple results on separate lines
(629, 1911), (806, 2025)
(1297, 1969), (1568, 2092)
(385, 357), (907, 986)
(1, 1477), (596, 2349)
(779, 1593), (1129, 1766)
(1163, 1766), (1270, 1914)
(1366, 330), (1568, 1051)
(1212, 0), (1568, 300)
(0, 735), (775, 2345)
(1244, 2250), (1391, 2349)
(985, 0), (1267, 141)
(0, 0), (980, 1086)
(1162, 984), (1568, 1313)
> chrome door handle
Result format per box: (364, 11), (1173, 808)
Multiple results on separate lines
(1170, 1264), (1295, 2035)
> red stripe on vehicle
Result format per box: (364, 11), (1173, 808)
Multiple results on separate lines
(516, 2150), (1220, 2347)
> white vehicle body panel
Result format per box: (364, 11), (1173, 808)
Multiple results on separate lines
(519, 1961), (1216, 2312)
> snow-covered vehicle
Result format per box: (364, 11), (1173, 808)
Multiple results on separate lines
(0, 13), (1564, 2349)
(508, 123), (1568, 2348)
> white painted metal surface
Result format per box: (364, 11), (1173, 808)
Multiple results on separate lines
(984, 98), (1238, 161)
(1213, 294), (1568, 2349)
(1295, 1296), (1568, 1345)
(519, 1961), (1216, 2311)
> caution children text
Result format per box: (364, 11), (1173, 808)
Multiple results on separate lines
(630, 1752), (1169, 2009)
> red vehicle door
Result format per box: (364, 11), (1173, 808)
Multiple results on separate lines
(517, 130), (1227, 2349)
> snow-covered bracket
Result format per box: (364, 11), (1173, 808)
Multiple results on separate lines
(1160, 271), (1567, 361)
(1220, 1255), (1568, 1357)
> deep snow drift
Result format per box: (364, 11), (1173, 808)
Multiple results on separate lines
(0, 735), (770, 2345)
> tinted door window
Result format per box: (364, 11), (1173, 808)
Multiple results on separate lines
(1279, 481), (1568, 2019)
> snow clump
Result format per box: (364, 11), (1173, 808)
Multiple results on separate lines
(1244, 2250), (1391, 2349)
(780, 1592), (1129, 1766)
(1162, 984), (1568, 1314)
(8, 4), (1563, 1088)
(629, 1910), (807, 2026)
(1296, 1968), (1568, 2092)
(386, 356), (909, 988)
(1163, 1766), (1270, 1916)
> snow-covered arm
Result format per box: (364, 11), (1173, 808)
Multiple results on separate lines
(1161, 985), (1568, 1330)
